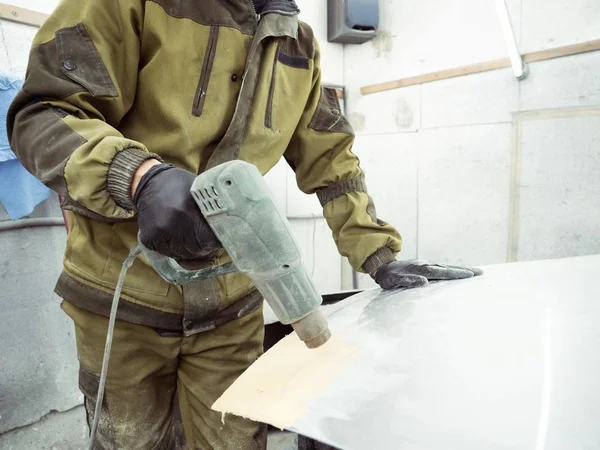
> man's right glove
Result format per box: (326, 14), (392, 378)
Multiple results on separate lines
(373, 260), (483, 290)
(133, 164), (221, 260)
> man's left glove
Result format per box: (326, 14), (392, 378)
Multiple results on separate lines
(133, 164), (222, 260)
(373, 260), (483, 290)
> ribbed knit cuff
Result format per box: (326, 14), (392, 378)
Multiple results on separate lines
(107, 148), (162, 211)
(362, 247), (396, 277)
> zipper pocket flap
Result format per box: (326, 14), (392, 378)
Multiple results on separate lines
(193, 26), (220, 117)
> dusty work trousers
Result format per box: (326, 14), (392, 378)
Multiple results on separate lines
(61, 300), (267, 450)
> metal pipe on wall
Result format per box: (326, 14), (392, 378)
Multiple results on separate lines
(0, 217), (65, 233)
(494, 0), (527, 79)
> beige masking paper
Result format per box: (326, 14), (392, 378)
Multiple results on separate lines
(212, 332), (358, 430)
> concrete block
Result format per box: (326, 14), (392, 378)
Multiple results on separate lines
(353, 133), (419, 259)
(341, 1), (407, 92)
(353, 133), (419, 288)
(4, 0), (60, 15)
(31, 193), (62, 218)
(286, 171), (323, 218)
(346, 85), (420, 135)
(344, 0), (521, 90)
(421, 68), (518, 129)
(521, 0), (600, 52)
(355, 271), (378, 290)
(418, 124), (512, 266)
(0, 406), (87, 450)
(0, 24), (11, 72)
(2, 20), (37, 73)
(342, 2), (426, 101)
(264, 159), (323, 221)
(519, 52), (600, 111)
(263, 159), (288, 216)
(404, 0), (519, 75)
(289, 218), (341, 294)
(516, 114), (600, 261)
(0, 206), (81, 433)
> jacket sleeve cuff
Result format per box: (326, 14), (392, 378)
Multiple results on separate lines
(362, 247), (396, 277)
(107, 148), (163, 211)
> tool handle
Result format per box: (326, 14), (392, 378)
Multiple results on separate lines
(138, 238), (237, 284)
(191, 161), (324, 325)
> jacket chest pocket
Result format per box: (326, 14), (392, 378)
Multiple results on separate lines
(193, 26), (219, 117)
(265, 44), (312, 130)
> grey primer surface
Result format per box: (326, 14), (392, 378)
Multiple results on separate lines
(286, 255), (600, 450)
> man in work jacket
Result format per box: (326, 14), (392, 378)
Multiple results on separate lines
(7, 0), (482, 448)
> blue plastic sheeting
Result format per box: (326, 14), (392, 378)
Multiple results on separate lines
(0, 72), (51, 220)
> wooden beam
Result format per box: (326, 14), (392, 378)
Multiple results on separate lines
(361, 39), (600, 96)
(523, 39), (600, 63)
(361, 58), (511, 95)
(0, 3), (48, 27)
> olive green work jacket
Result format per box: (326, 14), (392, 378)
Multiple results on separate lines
(8, 0), (402, 334)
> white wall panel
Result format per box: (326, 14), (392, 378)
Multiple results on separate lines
(516, 113), (600, 261)
(353, 133), (419, 289)
(344, 0), (521, 92)
(1, 20), (37, 73)
(353, 133), (419, 260)
(418, 124), (512, 266)
(421, 68), (518, 129)
(8, 0), (59, 14)
(519, 52), (600, 111)
(521, 0), (600, 52)
(346, 85), (421, 135)
(289, 218), (342, 294)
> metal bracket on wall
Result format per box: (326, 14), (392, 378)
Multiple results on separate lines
(495, 0), (527, 80)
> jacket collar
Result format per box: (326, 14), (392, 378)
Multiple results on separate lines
(252, 0), (300, 16)
(255, 8), (298, 40)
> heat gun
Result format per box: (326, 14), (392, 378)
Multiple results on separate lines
(141, 160), (332, 349)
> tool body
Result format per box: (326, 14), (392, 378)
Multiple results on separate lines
(141, 160), (331, 348)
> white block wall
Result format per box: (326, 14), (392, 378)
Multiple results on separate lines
(344, 0), (600, 288)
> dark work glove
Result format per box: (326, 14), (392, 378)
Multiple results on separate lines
(133, 164), (221, 260)
(373, 260), (483, 290)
